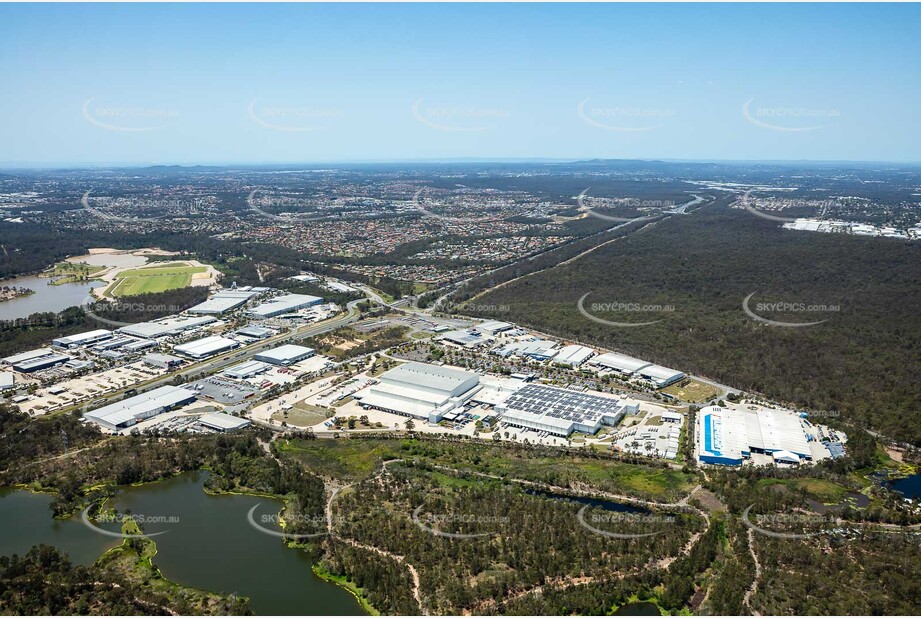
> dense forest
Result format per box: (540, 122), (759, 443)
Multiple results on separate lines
(752, 531), (921, 614)
(288, 435), (921, 616)
(0, 221), (307, 287)
(0, 545), (250, 615)
(1, 411), (920, 615)
(0, 224), (92, 281)
(468, 202), (921, 444)
(438, 214), (660, 308)
(329, 461), (703, 614)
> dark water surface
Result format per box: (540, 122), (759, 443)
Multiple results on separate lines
(0, 473), (364, 615)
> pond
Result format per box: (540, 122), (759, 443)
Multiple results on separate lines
(887, 474), (921, 500)
(524, 487), (651, 513)
(613, 601), (662, 615)
(0, 472), (365, 615)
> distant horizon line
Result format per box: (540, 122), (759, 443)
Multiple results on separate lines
(2, 156), (921, 170)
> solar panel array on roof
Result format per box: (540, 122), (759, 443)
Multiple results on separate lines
(502, 384), (613, 424)
(497, 384), (628, 436)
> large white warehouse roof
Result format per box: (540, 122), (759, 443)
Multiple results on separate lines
(248, 294), (323, 318)
(589, 351), (652, 374)
(84, 385), (197, 430)
(198, 412), (251, 432)
(382, 362), (479, 393)
(697, 405), (814, 466)
(553, 345), (596, 367)
(2, 347), (55, 365)
(359, 362), (480, 420)
(254, 344), (315, 365)
(636, 364), (686, 388)
(187, 290), (258, 315)
(174, 335), (239, 359)
(52, 329), (113, 348)
(118, 315), (217, 339)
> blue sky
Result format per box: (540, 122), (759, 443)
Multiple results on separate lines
(1, 3), (919, 165)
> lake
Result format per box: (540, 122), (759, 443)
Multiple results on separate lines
(0, 473), (364, 615)
(0, 274), (104, 321)
(0, 251), (150, 321)
(0, 487), (119, 565)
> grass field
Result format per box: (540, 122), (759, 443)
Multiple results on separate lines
(108, 263), (207, 297)
(660, 378), (721, 403)
(278, 437), (403, 480)
(756, 477), (851, 503)
(272, 404), (330, 427)
(279, 437), (697, 501)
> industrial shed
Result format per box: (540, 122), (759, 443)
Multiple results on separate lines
(552, 344), (596, 368)
(248, 294), (323, 318)
(496, 384), (637, 437)
(52, 329), (113, 349)
(198, 412), (251, 432)
(118, 315), (217, 339)
(696, 405), (815, 466)
(174, 335), (239, 359)
(254, 344), (315, 366)
(2, 348), (71, 373)
(83, 385), (197, 430)
(358, 361), (480, 422)
(187, 290), (259, 315)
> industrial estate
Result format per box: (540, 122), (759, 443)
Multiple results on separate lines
(1, 270), (846, 468)
(3, 0), (921, 615)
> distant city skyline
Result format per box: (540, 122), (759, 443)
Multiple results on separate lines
(1, 3), (920, 165)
